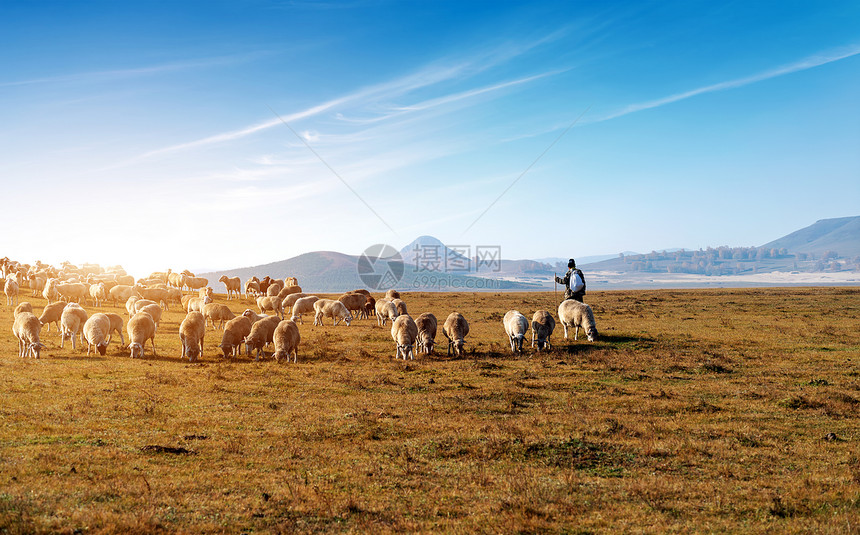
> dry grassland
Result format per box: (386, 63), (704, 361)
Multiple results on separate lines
(1, 287), (858, 533)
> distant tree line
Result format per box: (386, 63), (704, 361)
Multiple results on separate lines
(617, 246), (856, 274)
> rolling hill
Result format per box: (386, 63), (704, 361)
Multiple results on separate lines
(760, 216), (860, 258)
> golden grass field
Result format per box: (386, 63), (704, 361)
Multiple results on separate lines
(1, 287), (858, 533)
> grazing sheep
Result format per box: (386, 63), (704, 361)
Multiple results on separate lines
(43, 278), (59, 303)
(185, 276), (209, 293)
(218, 275), (242, 300)
(385, 289), (400, 300)
(199, 286), (214, 299)
(364, 295), (376, 318)
(443, 312), (469, 357)
(148, 271), (169, 283)
(138, 303), (163, 327)
(531, 310), (556, 351)
(165, 287), (183, 307)
(28, 273), (46, 297)
(338, 293), (367, 319)
(109, 284), (135, 307)
(5, 278), (19, 306)
(132, 299), (157, 313)
(203, 302), (235, 330)
(257, 295), (284, 319)
(391, 314), (418, 360)
(39, 301), (66, 334)
(415, 312), (437, 354)
(245, 280), (261, 298)
(503, 310), (529, 354)
(242, 309), (269, 324)
(290, 296), (319, 324)
(167, 271), (187, 290)
(83, 313), (112, 356)
(125, 296), (140, 316)
(350, 289), (371, 297)
(179, 311), (206, 362)
(104, 312), (124, 345)
(375, 299), (398, 327)
(186, 295), (212, 314)
(61, 303), (89, 349)
(282, 292), (308, 313)
(313, 299), (353, 327)
(57, 282), (88, 304)
(273, 319), (301, 363)
(219, 316), (253, 358)
(244, 316), (281, 360)
(391, 298), (408, 316)
(133, 285), (169, 310)
(276, 284), (303, 301)
(12, 312), (46, 358)
(13, 301), (33, 318)
(266, 281), (284, 297)
(127, 312), (157, 358)
(89, 282), (107, 307)
(558, 300), (598, 342)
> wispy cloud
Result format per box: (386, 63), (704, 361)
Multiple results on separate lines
(596, 44), (860, 122)
(126, 33), (570, 162)
(0, 51), (269, 88)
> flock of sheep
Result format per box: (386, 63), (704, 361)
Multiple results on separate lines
(3, 257), (598, 362)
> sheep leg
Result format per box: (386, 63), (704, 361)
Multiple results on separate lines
(562, 324), (569, 339)
(574, 325), (579, 341)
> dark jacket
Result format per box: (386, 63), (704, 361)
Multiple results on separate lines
(555, 268), (586, 302)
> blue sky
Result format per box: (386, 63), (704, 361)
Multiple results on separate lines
(2, 1), (858, 276)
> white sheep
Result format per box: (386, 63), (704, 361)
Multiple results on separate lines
(277, 285), (303, 301)
(28, 272), (46, 297)
(218, 275), (242, 300)
(374, 298), (398, 327)
(89, 282), (107, 307)
(273, 319), (301, 363)
(13, 301), (33, 318)
(42, 278), (59, 303)
(390, 298), (408, 316)
(61, 303), (89, 349)
(5, 278), (19, 306)
(415, 312), (437, 355)
(558, 300), (598, 342)
(185, 276), (209, 293)
(127, 311), (157, 358)
(179, 311), (206, 362)
(203, 302), (235, 330)
(290, 296), (319, 324)
(104, 312), (125, 345)
(57, 282), (88, 304)
(313, 299), (353, 327)
(531, 310), (556, 351)
(443, 312), (469, 357)
(245, 279), (261, 298)
(257, 295), (284, 319)
(282, 292), (308, 313)
(138, 303), (163, 327)
(385, 289), (401, 300)
(109, 284), (135, 307)
(244, 316), (281, 360)
(219, 316), (253, 358)
(83, 313), (112, 356)
(503, 310), (529, 354)
(12, 312), (46, 358)
(241, 309), (269, 324)
(391, 314), (418, 360)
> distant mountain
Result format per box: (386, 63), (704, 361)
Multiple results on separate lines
(200, 242), (542, 293)
(200, 220), (859, 292)
(760, 216), (860, 258)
